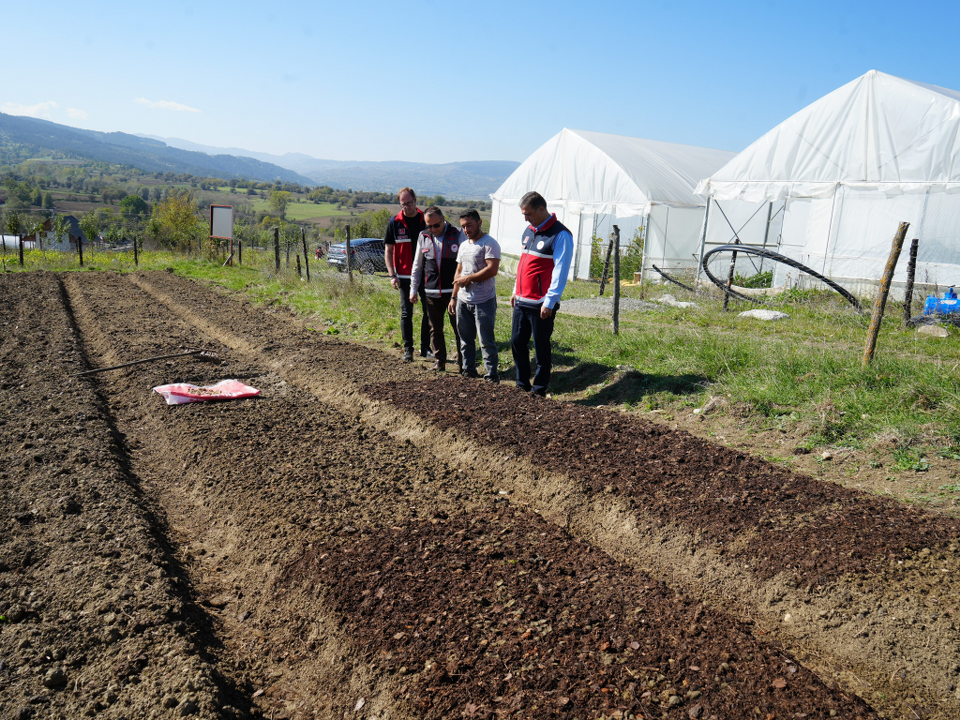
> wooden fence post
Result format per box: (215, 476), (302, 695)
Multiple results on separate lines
(18, 235), (24, 266)
(722, 238), (740, 311)
(301, 227), (310, 282)
(133, 233), (139, 267)
(599, 238), (614, 296)
(902, 237), (919, 327)
(238, 240), (243, 266)
(346, 225), (353, 282)
(296, 255), (302, 278)
(863, 221), (910, 367)
(612, 225), (621, 335)
(273, 227), (280, 273)
(78, 232), (84, 267)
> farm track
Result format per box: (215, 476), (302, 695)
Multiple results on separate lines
(0, 270), (957, 719)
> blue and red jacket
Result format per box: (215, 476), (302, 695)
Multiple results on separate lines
(383, 209), (425, 279)
(515, 214), (572, 307)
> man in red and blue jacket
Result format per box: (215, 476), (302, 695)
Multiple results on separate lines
(409, 206), (462, 372)
(510, 191), (573, 396)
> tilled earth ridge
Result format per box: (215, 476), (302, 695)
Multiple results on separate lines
(0, 271), (951, 718)
(57, 271), (878, 719)
(0, 273), (252, 720)
(131, 270), (960, 719)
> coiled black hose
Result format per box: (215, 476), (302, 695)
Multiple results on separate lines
(700, 244), (863, 313)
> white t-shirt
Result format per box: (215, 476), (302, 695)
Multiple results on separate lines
(456, 232), (501, 304)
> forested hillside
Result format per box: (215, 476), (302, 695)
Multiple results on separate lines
(0, 113), (313, 185)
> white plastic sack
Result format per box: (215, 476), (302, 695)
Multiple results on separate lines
(153, 379), (260, 405)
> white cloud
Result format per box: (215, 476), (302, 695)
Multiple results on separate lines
(67, 108), (88, 120)
(3, 101), (58, 119)
(134, 98), (201, 113)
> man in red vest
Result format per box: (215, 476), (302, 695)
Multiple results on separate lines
(510, 191), (573, 396)
(384, 187), (431, 362)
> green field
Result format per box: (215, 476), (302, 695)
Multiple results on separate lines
(248, 199), (360, 221)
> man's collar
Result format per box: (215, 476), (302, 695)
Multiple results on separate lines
(531, 213), (557, 232)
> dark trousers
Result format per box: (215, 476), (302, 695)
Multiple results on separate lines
(424, 294), (460, 363)
(510, 302), (557, 395)
(398, 278), (431, 353)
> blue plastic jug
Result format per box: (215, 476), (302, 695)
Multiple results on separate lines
(924, 287), (960, 315)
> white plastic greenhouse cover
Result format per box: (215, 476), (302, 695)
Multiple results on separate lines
(696, 70), (960, 293)
(695, 70), (960, 202)
(490, 128), (736, 278)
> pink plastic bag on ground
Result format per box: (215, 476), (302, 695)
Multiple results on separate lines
(152, 379), (261, 405)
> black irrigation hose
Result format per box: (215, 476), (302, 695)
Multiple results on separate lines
(906, 313), (960, 328)
(651, 264), (697, 293)
(700, 244), (863, 313)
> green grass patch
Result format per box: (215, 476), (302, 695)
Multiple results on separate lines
(249, 200), (355, 221)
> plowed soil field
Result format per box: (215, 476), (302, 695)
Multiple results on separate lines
(2, 270), (959, 720)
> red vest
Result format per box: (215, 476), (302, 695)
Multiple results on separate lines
(385, 210), (425, 278)
(516, 214), (568, 303)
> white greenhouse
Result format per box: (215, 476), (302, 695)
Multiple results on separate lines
(489, 128), (737, 280)
(696, 70), (960, 297)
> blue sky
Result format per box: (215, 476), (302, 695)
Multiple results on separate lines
(5, 0), (960, 164)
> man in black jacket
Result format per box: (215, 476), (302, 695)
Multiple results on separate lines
(409, 206), (462, 371)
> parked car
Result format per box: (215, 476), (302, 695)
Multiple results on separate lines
(326, 237), (387, 274)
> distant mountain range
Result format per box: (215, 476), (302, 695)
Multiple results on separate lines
(143, 136), (520, 198)
(0, 113), (315, 185)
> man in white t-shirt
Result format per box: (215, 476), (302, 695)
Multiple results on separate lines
(450, 209), (501, 381)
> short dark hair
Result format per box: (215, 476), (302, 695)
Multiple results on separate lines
(398, 187), (417, 202)
(519, 191), (547, 210)
(458, 209), (481, 223)
(424, 205), (444, 218)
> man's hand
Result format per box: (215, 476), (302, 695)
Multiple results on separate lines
(391, 276), (400, 290)
(510, 294), (517, 308)
(540, 304), (554, 319)
(448, 297), (457, 314)
(409, 294), (418, 304)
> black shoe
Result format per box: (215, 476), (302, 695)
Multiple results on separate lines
(483, 375), (500, 384)
(402, 348), (414, 362)
(420, 349), (435, 359)
(462, 370), (479, 379)
(431, 360), (446, 372)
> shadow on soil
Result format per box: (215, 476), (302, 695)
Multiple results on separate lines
(554, 364), (709, 407)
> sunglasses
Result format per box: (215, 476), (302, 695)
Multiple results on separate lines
(427, 222), (443, 230)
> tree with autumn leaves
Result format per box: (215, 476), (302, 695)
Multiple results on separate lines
(149, 188), (203, 252)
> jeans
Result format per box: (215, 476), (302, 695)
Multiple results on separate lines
(510, 302), (557, 395)
(398, 278), (431, 353)
(457, 297), (498, 378)
(424, 294), (460, 362)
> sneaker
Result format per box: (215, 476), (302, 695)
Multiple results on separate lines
(431, 360), (446, 372)
(402, 348), (414, 362)
(462, 370), (480, 379)
(483, 375), (500, 384)
(420, 349), (435, 359)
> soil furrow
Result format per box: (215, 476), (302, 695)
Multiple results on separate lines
(61, 271), (881, 719)
(0, 272), (254, 719)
